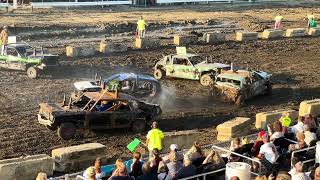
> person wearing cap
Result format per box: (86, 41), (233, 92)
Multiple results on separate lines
(146, 121), (164, 159)
(0, 26), (9, 46)
(162, 144), (183, 163)
(274, 14), (284, 29)
(251, 131), (266, 157)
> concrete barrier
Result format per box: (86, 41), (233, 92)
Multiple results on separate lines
(99, 41), (128, 54)
(203, 32), (226, 44)
(235, 31), (258, 41)
(285, 28), (307, 37)
(255, 109), (298, 130)
(261, 29), (284, 39)
(163, 130), (199, 152)
(173, 35), (198, 46)
(308, 28), (320, 36)
(52, 143), (106, 172)
(0, 154), (53, 180)
(217, 117), (251, 141)
(66, 46), (96, 57)
(299, 99), (320, 117)
(135, 37), (160, 49)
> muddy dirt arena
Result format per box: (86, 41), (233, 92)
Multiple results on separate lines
(0, 2), (320, 161)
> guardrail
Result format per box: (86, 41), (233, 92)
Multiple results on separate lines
(31, 0), (132, 8)
(179, 168), (226, 180)
(291, 145), (316, 169)
(157, 0), (230, 4)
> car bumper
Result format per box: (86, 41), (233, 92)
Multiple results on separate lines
(38, 114), (53, 126)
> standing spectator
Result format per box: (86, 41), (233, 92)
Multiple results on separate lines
(137, 161), (157, 180)
(136, 16), (147, 39)
(85, 167), (96, 180)
(162, 144), (183, 163)
(291, 117), (304, 135)
(146, 121), (164, 159)
(307, 13), (315, 28)
(251, 131), (266, 157)
(129, 152), (143, 178)
(303, 125), (317, 146)
(150, 148), (162, 173)
(258, 133), (279, 173)
(157, 161), (173, 180)
(0, 26), (9, 46)
(36, 172), (47, 180)
(288, 132), (307, 152)
(274, 14), (283, 29)
(176, 155), (197, 179)
(167, 152), (183, 178)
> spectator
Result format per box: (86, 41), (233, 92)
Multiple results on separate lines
(202, 149), (225, 169)
(109, 160), (132, 180)
(230, 137), (241, 151)
(129, 152), (143, 178)
(83, 158), (105, 180)
(291, 160), (310, 180)
(0, 26), (9, 46)
(176, 155), (197, 179)
(303, 114), (317, 133)
(303, 125), (317, 146)
(157, 161), (173, 180)
(288, 132), (307, 152)
(36, 172), (47, 180)
(162, 144), (183, 163)
(230, 176), (240, 180)
(258, 133), (279, 173)
(314, 167), (320, 180)
(85, 167), (96, 180)
(275, 171), (291, 180)
(146, 121), (164, 159)
(186, 141), (205, 163)
(167, 152), (183, 178)
(291, 117), (304, 135)
(255, 175), (267, 180)
(289, 157), (300, 176)
(270, 121), (284, 141)
(137, 161), (157, 180)
(150, 148), (163, 173)
(229, 138), (243, 162)
(251, 131), (266, 157)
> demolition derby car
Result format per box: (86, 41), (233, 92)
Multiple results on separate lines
(153, 47), (230, 86)
(213, 69), (272, 106)
(0, 43), (59, 78)
(38, 90), (162, 140)
(73, 73), (161, 102)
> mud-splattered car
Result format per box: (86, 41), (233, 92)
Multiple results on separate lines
(0, 43), (59, 78)
(73, 73), (161, 102)
(153, 48), (230, 86)
(213, 69), (272, 106)
(38, 91), (162, 140)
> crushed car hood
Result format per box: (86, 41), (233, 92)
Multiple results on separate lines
(255, 71), (272, 79)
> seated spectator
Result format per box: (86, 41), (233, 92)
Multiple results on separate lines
(251, 131), (267, 157)
(186, 141), (205, 166)
(167, 152), (183, 178)
(83, 158), (105, 180)
(129, 152), (143, 178)
(157, 161), (173, 180)
(288, 132), (307, 153)
(109, 160), (132, 180)
(85, 167), (96, 180)
(274, 171), (291, 180)
(257, 133), (279, 173)
(314, 167), (320, 180)
(137, 161), (157, 180)
(289, 157), (301, 176)
(202, 149), (225, 169)
(302, 114), (317, 133)
(150, 148), (162, 173)
(270, 121), (284, 141)
(229, 138), (243, 162)
(291, 160), (310, 180)
(291, 117), (304, 135)
(303, 125), (317, 146)
(230, 176), (240, 180)
(36, 172), (47, 180)
(162, 144), (183, 163)
(176, 155), (197, 179)
(230, 137), (241, 151)
(255, 175), (267, 180)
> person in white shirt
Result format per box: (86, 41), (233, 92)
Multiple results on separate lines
(291, 159), (310, 180)
(303, 125), (317, 146)
(258, 134), (279, 173)
(291, 118), (304, 135)
(270, 121), (284, 141)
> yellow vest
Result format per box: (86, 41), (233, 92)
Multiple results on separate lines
(137, 20), (146, 31)
(146, 128), (164, 151)
(307, 14), (315, 20)
(274, 16), (283, 21)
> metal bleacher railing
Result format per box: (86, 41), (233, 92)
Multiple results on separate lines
(291, 145), (316, 169)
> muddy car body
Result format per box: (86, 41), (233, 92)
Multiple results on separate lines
(73, 73), (161, 102)
(0, 43), (59, 78)
(38, 91), (162, 140)
(214, 70), (272, 106)
(154, 52), (230, 86)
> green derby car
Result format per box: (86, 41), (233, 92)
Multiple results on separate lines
(0, 43), (59, 78)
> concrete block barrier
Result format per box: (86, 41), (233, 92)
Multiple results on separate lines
(299, 99), (320, 117)
(173, 35), (198, 46)
(255, 109), (298, 130)
(52, 143), (106, 172)
(308, 28), (320, 36)
(285, 28), (307, 37)
(261, 29), (284, 39)
(66, 46), (96, 57)
(0, 154), (53, 180)
(203, 32), (226, 44)
(99, 41), (128, 54)
(135, 37), (160, 49)
(235, 31), (258, 41)
(217, 117), (251, 141)
(163, 130), (199, 153)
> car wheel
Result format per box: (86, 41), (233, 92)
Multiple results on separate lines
(154, 69), (165, 80)
(235, 95), (245, 107)
(200, 74), (213, 86)
(266, 82), (272, 95)
(46, 125), (57, 131)
(26, 67), (38, 79)
(57, 123), (76, 140)
(131, 119), (146, 133)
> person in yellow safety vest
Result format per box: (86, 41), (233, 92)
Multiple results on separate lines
(274, 14), (283, 29)
(0, 26), (9, 46)
(136, 16), (147, 39)
(146, 121), (164, 159)
(307, 14), (316, 28)
(279, 112), (292, 134)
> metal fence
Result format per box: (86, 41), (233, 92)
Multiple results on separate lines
(31, 0), (132, 7)
(291, 145), (316, 169)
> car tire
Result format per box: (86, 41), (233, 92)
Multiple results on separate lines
(266, 82), (272, 95)
(235, 95), (245, 107)
(131, 119), (146, 133)
(154, 69), (165, 80)
(26, 66), (38, 79)
(46, 125), (57, 131)
(200, 74), (213, 86)
(57, 123), (76, 140)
